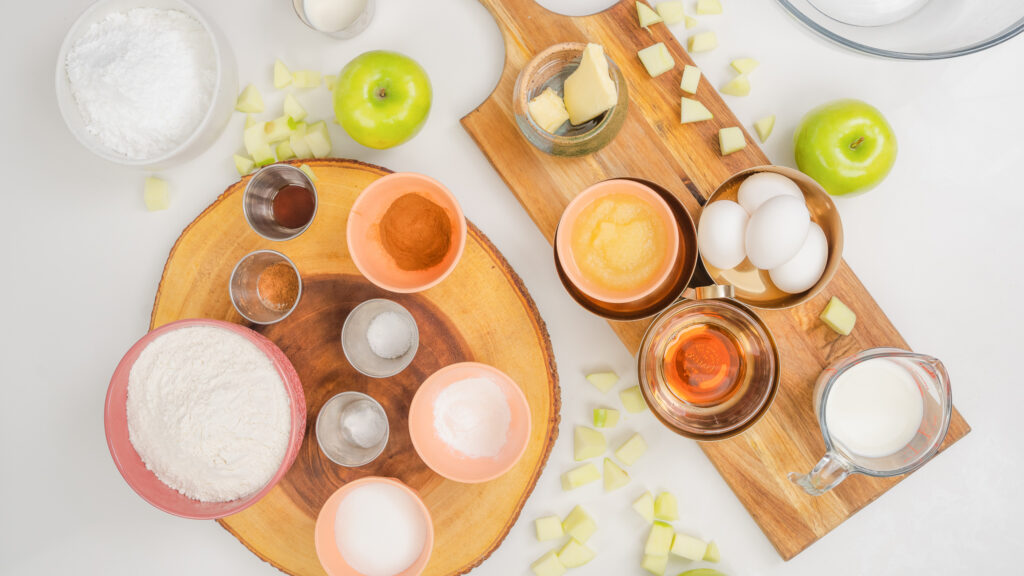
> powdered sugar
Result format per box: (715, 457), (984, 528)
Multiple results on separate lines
(65, 8), (217, 160)
(433, 377), (511, 459)
(126, 326), (291, 502)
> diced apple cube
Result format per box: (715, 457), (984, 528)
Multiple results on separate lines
(292, 70), (321, 88)
(703, 540), (721, 563)
(245, 114), (256, 129)
(820, 296), (856, 335)
(680, 97), (713, 124)
(531, 551), (566, 576)
(535, 515), (564, 541)
(720, 74), (751, 97)
(644, 521), (674, 556)
(586, 371), (619, 393)
(564, 43), (618, 126)
(593, 408), (620, 428)
(641, 554), (668, 576)
(561, 463), (601, 490)
(632, 491), (655, 523)
(731, 58), (760, 74)
(244, 122), (274, 166)
(603, 458), (630, 492)
(574, 426), (607, 461)
(685, 15), (697, 28)
(528, 87), (570, 134)
(234, 154), (255, 176)
(235, 84), (264, 113)
(619, 386), (648, 413)
(654, 492), (678, 521)
(325, 74), (337, 90)
(305, 121), (332, 158)
(637, 43), (675, 77)
(637, 1), (663, 28)
(283, 94), (307, 122)
(696, 0), (722, 15)
(680, 65), (701, 94)
(679, 570), (726, 576)
(290, 133), (313, 158)
(276, 141), (296, 161)
(274, 59), (292, 89)
(562, 505), (597, 542)
(670, 532), (708, 561)
(687, 31), (718, 53)
(252, 147), (276, 167)
(655, 1), (685, 24)
(143, 177), (169, 211)
(299, 164), (318, 182)
(614, 433), (648, 466)
(557, 538), (595, 568)
(719, 126), (746, 155)
(264, 116), (291, 144)
(754, 115), (776, 143)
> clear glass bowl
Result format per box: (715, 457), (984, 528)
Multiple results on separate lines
(513, 42), (629, 157)
(776, 0), (1024, 59)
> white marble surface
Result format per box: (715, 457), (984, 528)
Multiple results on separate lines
(2, 0), (1022, 574)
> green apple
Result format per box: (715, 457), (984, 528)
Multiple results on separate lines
(794, 99), (897, 196)
(334, 50), (432, 149)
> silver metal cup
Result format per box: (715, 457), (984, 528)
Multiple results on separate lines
(243, 164), (318, 241)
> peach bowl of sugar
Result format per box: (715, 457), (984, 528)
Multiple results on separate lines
(347, 172), (467, 293)
(408, 362), (533, 484)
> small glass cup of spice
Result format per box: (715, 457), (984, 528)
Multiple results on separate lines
(244, 164), (318, 241)
(229, 250), (302, 324)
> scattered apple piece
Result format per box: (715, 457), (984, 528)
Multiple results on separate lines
(299, 164), (318, 182)
(820, 296), (856, 335)
(685, 15), (698, 28)
(679, 570), (726, 576)
(696, 0), (722, 15)
(235, 84), (264, 113)
(636, 1), (664, 28)
(655, 1), (685, 24)
(586, 371), (619, 393)
(234, 155), (255, 176)
(245, 114), (256, 129)
(292, 70), (322, 88)
(143, 177), (169, 211)
(244, 122), (275, 166)
(620, 386), (648, 413)
(274, 59), (292, 89)
(718, 126), (746, 155)
(531, 551), (567, 576)
(574, 426), (607, 461)
(561, 463), (601, 490)
(535, 515), (564, 541)
(290, 122), (312, 158)
(276, 141), (296, 161)
(641, 554), (669, 576)
(633, 491), (655, 523)
(680, 97), (713, 124)
(687, 31), (718, 53)
(614, 433), (648, 466)
(264, 116), (291, 144)
(680, 65), (701, 94)
(325, 74), (337, 90)
(305, 121), (332, 158)
(644, 521), (674, 556)
(603, 458), (630, 492)
(731, 57), (760, 74)
(557, 538), (596, 568)
(703, 540), (721, 563)
(654, 492), (678, 521)
(754, 115), (776, 142)
(564, 43), (618, 125)
(670, 532), (708, 560)
(721, 74), (751, 97)
(528, 87), (570, 134)
(593, 408), (620, 428)
(283, 94), (308, 122)
(562, 505), (597, 543)
(637, 43), (675, 77)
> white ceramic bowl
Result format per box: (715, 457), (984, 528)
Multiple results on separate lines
(55, 0), (237, 170)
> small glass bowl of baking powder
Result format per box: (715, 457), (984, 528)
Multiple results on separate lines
(341, 299), (419, 378)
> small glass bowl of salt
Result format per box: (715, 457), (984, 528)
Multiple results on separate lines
(316, 392), (389, 467)
(341, 299), (419, 378)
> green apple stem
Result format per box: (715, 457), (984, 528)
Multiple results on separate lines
(850, 136), (865, 150)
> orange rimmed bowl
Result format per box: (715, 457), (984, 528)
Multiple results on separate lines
(556, 179), (680, 304)
(347, 172), (467, 293)
(315, 477), (434, 576)
(408, 362), (532, 484)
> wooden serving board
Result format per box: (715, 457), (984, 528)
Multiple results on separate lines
(150, 159), (560, 576)
(461, 0), (970, 560)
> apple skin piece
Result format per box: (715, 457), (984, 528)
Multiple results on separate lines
(720, 74), (751, 97)
(283, 94), (307, 122)
(731, 57), (760, 74)
(143, 177), (169, 211)
(574, 426), (607, 461)
(703, 540), (721, 563)
(754, 115), (776, 142)
(644, 521), (675, 556)
(685, 15), (698, 28)
(335, 50), (432, 149)
(562, 505), (597, 542)
(655, 1), (685, 24)
(641, 554), (668, 576)
(557, 538), (596, 568)
(670, 532), (708, 560)
(654, 492), (678, 521)
(535, 515), (564, 541)
(305, 121), (332, 158)
(603, 457), (630, 492)
(637, 1), (664, 28)
(696, 0), (723, 15)
(233, 155), (255, 177)
(275, 141), (296, 161)
(620, 386), (648, 413)
(299, 164), (318, 182)
(680, 97), (713, 124)
(563, 43), (618, 126)
(637, 43), (675, 77)
(719, 126), (746, 155)
(273, 59), (292, 89)
(586, 370), (619, 392)
(794, 99), (897, 196)
(527, 87), (570, 134)
(687, 31), (718, 53)
(614, 433), (648, 466)
(680, 65), (701, 94)
(633, 491), (655, 523)
(292, 70), (322, 88)
(235, 84), (264, 114)
(531, 551), (567, 576)
(561, 462), (601, 490)
(820, 296), (856, 335)
(593, 408), (620, 428)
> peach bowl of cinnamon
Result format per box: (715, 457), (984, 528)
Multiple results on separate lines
(347, 172), (467, 293)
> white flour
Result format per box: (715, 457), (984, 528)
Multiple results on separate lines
(65, 8), (217, 160)
(126, 326), (291, 502)
(433, 377), (511, 459)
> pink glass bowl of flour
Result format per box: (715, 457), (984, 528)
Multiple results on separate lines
(408, 362), (532, 484)
(104, 318), (306, 519)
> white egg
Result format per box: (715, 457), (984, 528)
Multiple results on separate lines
(769, 223), (829, 294)
(745, 195), (810, 269)
(697, 200), (748, 270)
(737, 172), (804, 214)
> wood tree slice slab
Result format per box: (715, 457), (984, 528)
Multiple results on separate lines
(150, 159), (560, 576)
(461, 0), (969, 560)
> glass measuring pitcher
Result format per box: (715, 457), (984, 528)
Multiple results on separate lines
(789, 348), (952, 496)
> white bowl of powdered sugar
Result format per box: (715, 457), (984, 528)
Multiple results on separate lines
(56, 0), (237, 169)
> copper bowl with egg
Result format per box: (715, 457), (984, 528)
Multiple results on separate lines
(700, 166), (843, 310)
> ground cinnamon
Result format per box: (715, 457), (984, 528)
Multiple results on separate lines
(257, 262), (300, 312)
(379, 193), (452, 271)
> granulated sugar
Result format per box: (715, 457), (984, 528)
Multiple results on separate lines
(65, 8), (217, 160)
(433, 377), (511, 459)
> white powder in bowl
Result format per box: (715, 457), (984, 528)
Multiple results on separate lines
(334, 482), (427, 576)
(126, 326), (292, 502)
(433, 377), (511, 459)
(65, 8), (217, 160)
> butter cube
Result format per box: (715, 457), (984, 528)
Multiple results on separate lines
(721, 74), (751, 97)
(531, 551), (566, 576)
(637, 43), (675, 77)
(563, 43), (618, 126)
(731, 57), (760, 74)
(655, 1), (685, 24)
(688, 31), (718, 53)
(636, 1), (663, 28)
(528, 87), (570, 133)
(680, 64), (701, 94)
(820, 296), (856, 335)
(681, 97), (713, 124)
(696, 0), (723, 14)
(143, 177), (169, 211)
(557, 538), (595, 568)
(535, 515), (564, 541)
(561, 462), (601, 490)
(754, 115), (776, 142)
(670, 532), (708, 560)
(719, 126), (746, 155)
(641, 554), (668, 576)
(562, 505), (597, 542)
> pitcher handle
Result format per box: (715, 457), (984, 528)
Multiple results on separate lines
(789, 452), (852, 496)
